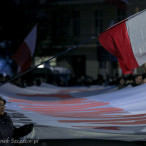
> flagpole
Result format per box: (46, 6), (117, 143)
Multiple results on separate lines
(0, 36), (97, 86)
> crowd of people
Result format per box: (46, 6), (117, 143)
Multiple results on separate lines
(0, 71), (146, 90)
(0, 72), (146, 145)
(95, 73), (146, 90)
(117, 74), (145, 89)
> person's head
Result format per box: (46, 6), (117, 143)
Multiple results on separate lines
(143, 78), (146, 84)
(135, 75), (143, 85)
(0, 97), (6, 115)
(119, 78), (125, 86)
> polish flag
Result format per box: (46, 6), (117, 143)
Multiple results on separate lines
(99, 9), (146, 74)
(12, 25), (37, 73)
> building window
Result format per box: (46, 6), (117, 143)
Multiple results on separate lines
(34, 56), (57, 68)
(73, 10), (80, 36)
(117, 8), (126, 22)
(94, 9), (103, 35)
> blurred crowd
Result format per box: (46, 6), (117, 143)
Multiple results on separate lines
(0, 72), (146, 90)
(117, 74), (145, 90)
(95, 73), (146, 90)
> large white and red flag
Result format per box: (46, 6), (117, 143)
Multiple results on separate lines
(12, 25), (37, 73)
(99, 9), (146, 74)
(1, 82), (146, 141)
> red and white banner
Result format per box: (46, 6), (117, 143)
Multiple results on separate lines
(1, 83), (146, 141)
(12, 25), (37, 73)
(99, 9), (146, 74)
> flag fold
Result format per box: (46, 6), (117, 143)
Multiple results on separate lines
(99, 9), (146, 74)
(12, 25), (37, 73)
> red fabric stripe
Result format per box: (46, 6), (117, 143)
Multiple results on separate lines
(59, 116), (146, 123)
(17, 93), (73, 99)
(20, 56), (31, 73)
(73, 126), (120, 130)
(99, 20), (139, 74)
(12, 42), (31, 72)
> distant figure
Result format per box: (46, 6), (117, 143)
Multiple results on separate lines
(0, 97), (34, 146)
(34, 78), (42, 86)
(143, 78), (146, 84)
(104, 74), (110, 86)
(125, 74), (134, 87)
(118, 78), (126, 89)
(0, 73), (4, 83)
(132, 74), (143, 87)
(97, 74), (104, 85)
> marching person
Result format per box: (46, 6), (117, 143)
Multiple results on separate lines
(132, 74), (143, 87)
(0, 97), (34, 146)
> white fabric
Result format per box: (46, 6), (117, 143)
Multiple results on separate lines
(24, 25), (37, 56)
(1, 83), (146, 141)
(126, 9), (146, 65)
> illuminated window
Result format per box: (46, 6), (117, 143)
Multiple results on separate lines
(34, 56), (56, 68)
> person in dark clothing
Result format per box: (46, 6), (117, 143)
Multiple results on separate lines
(0, 97), (34, 146)
(118, 77), (126, 89)
(132, 74), (143, 87)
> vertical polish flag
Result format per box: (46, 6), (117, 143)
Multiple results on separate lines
(99, 9), (146, 74)
(12, 25), (37, 73)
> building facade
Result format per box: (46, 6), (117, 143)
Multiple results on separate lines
(45, 0), (146, 80)
(6, 0), (146, 80)
(45, 0), (126, 79)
